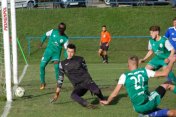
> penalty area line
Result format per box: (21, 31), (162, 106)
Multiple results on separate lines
(1, 64), (29, 117)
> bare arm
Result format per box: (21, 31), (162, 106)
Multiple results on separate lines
(39, 29), (53, 48)
(154, 56), (175, 77)
(165, 49), (175, 63)
(51, 63), (65, 103)
(100, 84), (123, 105)
(139, 50), (153, 63)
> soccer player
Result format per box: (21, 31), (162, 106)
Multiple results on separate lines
(98, 25), (111, 63)
(139, 25), (176, 83)
(100, 55), (176, 117)
(165, 17), (176, 50)
(39, 22), (69, 90)
(51, 44), (104, 109)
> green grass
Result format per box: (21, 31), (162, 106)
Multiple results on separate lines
(2, 63), (176, 117)
(15, 6), (176, 63)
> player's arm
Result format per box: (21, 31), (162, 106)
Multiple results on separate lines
(39, 29), (53, 48)
(106, 32), (111, 46)
(165, 40), (175, 63)
(139, 50), (153, 63)
(164, 29), (170, 39)
(101, 84), (123, 105)
(154, 56), (175, 77)
(99, 33), (102, 46)
(100, 74), (125, 105)
(81, 58), (88, 71)
(139, 41), (153, 63)
(51, 63), (65, 103)
(63, 40), (69, 59)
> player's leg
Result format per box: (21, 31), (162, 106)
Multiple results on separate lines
(98, 48), (105, 62)
(162, 61), (176, 84)
(85, 81), (104, 100)
(70, 86), (89, 107)
(167, 109), (176, 116)
(147, 108), (169, 117)
(103, 51), (108, 63)
(147, 109), (176, 117)
(40, 49), (52, 89)
(168, 84), (176, 94)
(135, 85), (166, 113)
(53, 61), (59, 81)
(103, 43), (109, 63)
(146, 57), (163, 71)
(52, 50), (61, 81)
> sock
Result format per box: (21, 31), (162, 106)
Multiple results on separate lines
(168, 71), (176, 84)
(40, 61), (47, 84)
(100, 54), (105, 61)
(105, 55), (108, 62)
(173, 86), (176, 94)
(54, 63), (59, 81)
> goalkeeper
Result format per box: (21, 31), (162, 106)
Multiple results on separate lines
(39, 22), (69, 90)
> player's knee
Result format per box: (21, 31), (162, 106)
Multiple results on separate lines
(71, 93), (78, 100)
(167, 110), (176, 117)
(161, 83), (170, 90)
(54, 61), (59, 64)
(40, 62), (46, 70)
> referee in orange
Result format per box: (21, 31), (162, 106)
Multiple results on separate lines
(98, 25), (111, 63)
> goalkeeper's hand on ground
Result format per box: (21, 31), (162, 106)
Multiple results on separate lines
(50, 94), (59, 103)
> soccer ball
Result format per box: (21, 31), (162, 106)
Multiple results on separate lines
(15, 87), (25, 97)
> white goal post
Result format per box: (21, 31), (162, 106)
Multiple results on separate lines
(1, 0), (12, 101)
(1, 0), (18, 101)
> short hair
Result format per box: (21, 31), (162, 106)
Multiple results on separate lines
(102, 25), (106, 28)
(128, 55), (139, 65)
(149, 26), (160, 32)
(173, 17), (176, 21)
(58, 22), (66, 30)
(67, 43), (76, 51)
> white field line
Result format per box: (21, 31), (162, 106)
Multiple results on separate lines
(1, 64), (29, 117)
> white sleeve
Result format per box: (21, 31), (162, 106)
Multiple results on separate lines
(64, 40), (69, 49)
(145, 69), (155, 78)
(45, 29), (53, 37)
(117, 74), (126, 85)
(165, 40), (174, 51)
(148, 41), (152, 50)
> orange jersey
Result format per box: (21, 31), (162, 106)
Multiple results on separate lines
(100, 31), (111, 43)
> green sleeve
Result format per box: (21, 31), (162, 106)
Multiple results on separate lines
(64, 49), (68, 59)
(40, 33), (47, 44)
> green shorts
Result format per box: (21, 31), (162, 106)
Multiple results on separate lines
(41, 48), (61, 63)
(134, 91), (161, 114)
(147, 57), (167, 70)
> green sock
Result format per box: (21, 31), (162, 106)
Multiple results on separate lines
(40, 62), (47, 84)
(54, 63), (59, 81)
(168, 71), (176, 83)
(173, 86), (176, 94)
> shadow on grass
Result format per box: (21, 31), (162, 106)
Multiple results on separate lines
(17, 92), (55, 100)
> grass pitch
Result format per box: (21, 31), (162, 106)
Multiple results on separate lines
(1, 6), (176, 117)
(2, 63), (176, 117)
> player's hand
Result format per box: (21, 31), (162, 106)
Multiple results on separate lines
(139, 59), (145, 64)
(168, 55), (176, 63)
(50, 94), (58, 103)
(164, 58), (170, 63)
(106, 43), (109, 46)
(100, 100), (109, 105)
